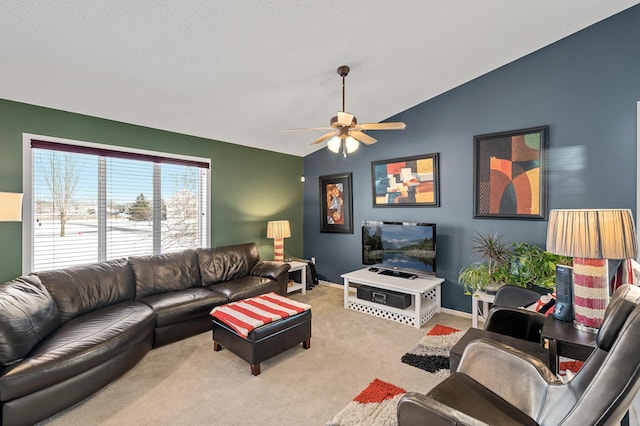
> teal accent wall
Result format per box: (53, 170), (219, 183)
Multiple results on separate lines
(0, 99), (303, 282)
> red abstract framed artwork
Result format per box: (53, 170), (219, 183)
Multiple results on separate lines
(473, 126), (548, 220)
(371, 153), (440, 207)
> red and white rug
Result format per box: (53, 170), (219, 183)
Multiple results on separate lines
(328, 378), (406, 426)
(401, 324), (464, 377)
(402, 323), (584, 379)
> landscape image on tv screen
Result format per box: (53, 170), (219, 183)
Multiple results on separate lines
(362, 221), (436, 275)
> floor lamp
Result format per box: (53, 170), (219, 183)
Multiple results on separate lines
(546, 209), (637, 333)
(0, 192), (23, 222)
(267, 220), (291, 262)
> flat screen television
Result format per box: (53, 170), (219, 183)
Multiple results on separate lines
(362, 221), (436, 276)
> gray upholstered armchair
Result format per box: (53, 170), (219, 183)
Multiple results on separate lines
(397, 284), (640, 425)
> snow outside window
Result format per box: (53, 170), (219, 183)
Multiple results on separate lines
(26, 138), (210, 272)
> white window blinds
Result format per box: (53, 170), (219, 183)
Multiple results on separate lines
(29, 139), (209, 271)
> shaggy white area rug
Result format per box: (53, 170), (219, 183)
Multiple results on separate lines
(400, 324), (464, 377)
(328, 378), (406, 426)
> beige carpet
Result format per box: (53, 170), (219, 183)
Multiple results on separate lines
(40, 283), (471, 426)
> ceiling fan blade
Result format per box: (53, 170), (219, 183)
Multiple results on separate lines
(358, 122), (406, 131)
(350, 131), (377, 145)
(285, 126), (334, 132)
(310, 131), (337, 145)
(337, 111), (355, 126)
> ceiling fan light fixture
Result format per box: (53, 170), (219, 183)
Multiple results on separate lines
(286, 65), (406, 151)
(345, 136), (359, 153)
(327, 136), (341, 153)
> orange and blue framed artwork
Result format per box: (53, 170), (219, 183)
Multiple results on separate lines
(473, 126), (548, 220)
(320, 172), (353, 233)
(372, 153), (440, 207)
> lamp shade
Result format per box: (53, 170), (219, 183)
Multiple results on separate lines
(546, 208), (638, 332)
(267, 220), (291, 239)
(327, 136), (359, 155)
(546, 209), (637, 259)
(0, 192), (23, 222)
(327, 137), (341, 153)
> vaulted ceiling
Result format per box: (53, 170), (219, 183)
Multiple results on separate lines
(1, 1), (638, 157)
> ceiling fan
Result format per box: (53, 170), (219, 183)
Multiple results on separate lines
(287, 65), (406, 156)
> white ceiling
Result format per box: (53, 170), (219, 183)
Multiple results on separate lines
(1, 1), (638, 157)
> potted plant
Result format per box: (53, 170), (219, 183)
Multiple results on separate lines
(506, 242), (572, 291)
(458, 233), (510, 295)
(458, 233), (572, 295)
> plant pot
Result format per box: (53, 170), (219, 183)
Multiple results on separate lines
(484, 282), (505, 295)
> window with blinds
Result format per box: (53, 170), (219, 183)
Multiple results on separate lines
(29, 139), (210, 271)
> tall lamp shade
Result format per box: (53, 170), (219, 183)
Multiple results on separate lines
(546, 209), (637, 332)
(267, 220), (291, 262)
(0, 192), (23, 222)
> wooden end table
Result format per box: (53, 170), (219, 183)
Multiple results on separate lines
(285, 260), (307, 294)
(541, 315), (596, 375)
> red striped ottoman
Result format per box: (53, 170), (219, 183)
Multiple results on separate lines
(211, 293), (311, 375)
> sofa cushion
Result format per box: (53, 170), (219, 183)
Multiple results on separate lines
(34, 258), (135, 323)
(138, 287), (228, 327)
(0, 301), (155, 401)
(197, 242), (260, 285)
(130, 249), (201, 299)
(211, 275), (282, 302)
(0, 275), (60, 366)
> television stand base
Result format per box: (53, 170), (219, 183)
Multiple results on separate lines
(341, 268), (443, 329)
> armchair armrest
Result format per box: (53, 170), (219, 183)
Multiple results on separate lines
(485, 307), (545, 342)
(457, 339), (559, 418)
(250, 261), (290, 280)
(397, 392), (490, 426)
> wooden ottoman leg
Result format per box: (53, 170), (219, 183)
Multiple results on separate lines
(251, 363), (261, 376)
(213, 341), (222, 351)
(303, 338), (311, 349)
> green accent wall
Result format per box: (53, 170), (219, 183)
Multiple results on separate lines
(0, 99), (303, 283)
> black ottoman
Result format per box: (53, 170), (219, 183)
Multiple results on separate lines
(212, 309), (311, 375)
(450, 328), (548, 373)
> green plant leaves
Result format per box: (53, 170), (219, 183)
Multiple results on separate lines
(459, 234), (572, 293)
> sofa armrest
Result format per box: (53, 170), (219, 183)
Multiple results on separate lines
(397, 392), (490, 426)
(485, 307), (546, 342)
(250, 261), (291, 280)
(457, 339), (558, 418)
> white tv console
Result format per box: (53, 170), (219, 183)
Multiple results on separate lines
(341, 268), (443, 329)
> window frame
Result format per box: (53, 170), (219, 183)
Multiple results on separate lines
(22, 133), (211, 274)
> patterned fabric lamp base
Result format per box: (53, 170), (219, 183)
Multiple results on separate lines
(273, 238), (285, 262)
(573, 257), (609, 333)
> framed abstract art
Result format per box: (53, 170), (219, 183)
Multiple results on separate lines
(319, 172), (353, 233)
(371, 153), (440, 207)
(473, 126), (548, 220)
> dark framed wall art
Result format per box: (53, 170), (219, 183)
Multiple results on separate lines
(473, 126), (548, 220)
(319, 172), (353, 233)
(371, 153), (440, 207)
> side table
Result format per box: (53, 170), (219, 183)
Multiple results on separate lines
(471, 291), (495, 328)
(541, 315), (596, 375)
(285, 260), (307, 294)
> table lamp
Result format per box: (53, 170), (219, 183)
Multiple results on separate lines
(546, 209), (637, 332)
(267, 220), (291, 262)
(0, 192), (23, 222)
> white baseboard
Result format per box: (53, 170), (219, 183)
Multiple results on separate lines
(440, 307), (472, 319)
(319, 280), (342, 289)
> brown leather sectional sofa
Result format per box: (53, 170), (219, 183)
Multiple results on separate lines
(0, 242), (290, 426)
